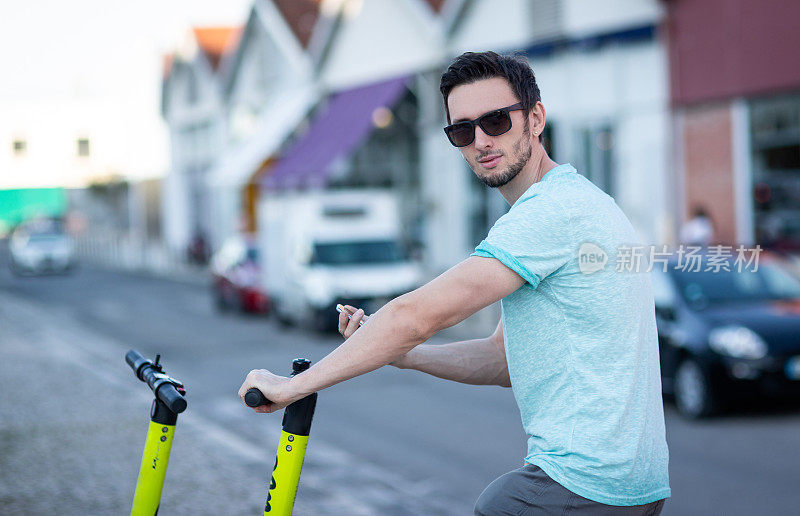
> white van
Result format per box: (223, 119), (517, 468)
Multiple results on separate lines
(258, 189), (423, 330)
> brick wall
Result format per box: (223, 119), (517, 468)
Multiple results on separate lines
(680, 102), (737, 244)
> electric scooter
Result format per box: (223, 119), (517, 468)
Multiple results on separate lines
(244, 358), (318, 515)
(125, 350), (317, 516)
(125, 350), (187, 516)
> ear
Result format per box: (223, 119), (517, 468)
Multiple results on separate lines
(528, 101), (546, 139)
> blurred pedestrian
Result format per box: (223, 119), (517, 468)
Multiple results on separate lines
(239, 51), (669, 515)
(680, 206), (714, 246)
(187, 232), (209, 265)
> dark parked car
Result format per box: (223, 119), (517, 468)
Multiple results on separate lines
(652, 254), (800, 418)
(210, 235), (270, 314)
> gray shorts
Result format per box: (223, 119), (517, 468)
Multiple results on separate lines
(474, 464), (666, 515)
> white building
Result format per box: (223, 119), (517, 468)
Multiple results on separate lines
(257, 0), (448, 267)
(1, 96), (164, 190)
(205, 0), (319, 250)
(161, 26), (240, 255)
(160, 0), (672, 273)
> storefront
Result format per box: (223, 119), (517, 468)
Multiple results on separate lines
(750, 94), (800, 251)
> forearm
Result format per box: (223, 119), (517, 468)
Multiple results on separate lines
(288, 298), (426, 398)
(395, 336), (511, 387)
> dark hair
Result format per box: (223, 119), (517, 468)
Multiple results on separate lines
(440, 51), (543, 142)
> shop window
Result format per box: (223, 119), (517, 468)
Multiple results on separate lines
(542, 121), (555, 161)
(574, 124), (614, 196)
(77, 138), (90, 157)
(750, 94), (800, 251)
(186, 67), (198, 105)
(13, 139), (26, 156)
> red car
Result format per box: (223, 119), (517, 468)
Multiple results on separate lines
(210, 235), (270, 314)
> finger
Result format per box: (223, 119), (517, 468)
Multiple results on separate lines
(344, 308), (363, 337)
(347, 306), (369, 323)
(338, 310), (349, 335)
(352, 308), (366, 325)
(238, 380), (250, 400)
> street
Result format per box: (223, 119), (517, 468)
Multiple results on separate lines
(2, 259), (800, 515)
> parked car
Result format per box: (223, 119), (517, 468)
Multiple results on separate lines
(210, 235), (270, 314)
(652, 254), (800, 418)
(9, 221), (75, 275)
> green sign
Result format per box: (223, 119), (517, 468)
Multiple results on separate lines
(0, 188), (67, 235)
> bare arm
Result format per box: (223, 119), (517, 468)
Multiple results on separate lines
(239, 256), (523, 411)
(393, 319), (510, 387)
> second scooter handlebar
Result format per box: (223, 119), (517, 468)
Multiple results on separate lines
(125, 349), (187, 414)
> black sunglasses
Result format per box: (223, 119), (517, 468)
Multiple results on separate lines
(443, 102), (524, 147)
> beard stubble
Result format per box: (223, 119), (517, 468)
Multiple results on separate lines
(475, 121), (533, 188)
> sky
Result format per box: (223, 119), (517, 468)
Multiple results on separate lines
(1, 0), (252, 181)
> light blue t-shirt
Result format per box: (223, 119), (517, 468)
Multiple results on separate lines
(471, 163), (670, 506)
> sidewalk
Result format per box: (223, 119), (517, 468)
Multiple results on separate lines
(73, 234), (209, 287)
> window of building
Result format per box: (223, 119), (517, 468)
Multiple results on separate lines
(186, 67), (198, 105)
(750, 94), (800, 251)
(77, 138), (90, 157)
(12, 139), (26, 156)
(542, 121), (556, 161)
(573, 124), (614, 196)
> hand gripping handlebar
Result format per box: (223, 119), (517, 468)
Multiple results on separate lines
(244, 358), (312, 408)
(244, 388), (271, 407)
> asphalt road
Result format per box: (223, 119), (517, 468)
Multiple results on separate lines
(2, 252), (800, 514)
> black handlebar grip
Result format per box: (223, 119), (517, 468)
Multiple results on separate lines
(244, 388), (271, 407)
(157, 384), (187, 414)
(125, 349), (147, 376)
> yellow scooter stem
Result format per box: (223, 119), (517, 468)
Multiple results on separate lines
(131, 399), (179, 516)
(248, 358), (317, 516)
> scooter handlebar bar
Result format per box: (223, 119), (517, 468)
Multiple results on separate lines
(125, 349), (147, 376)
(125, 349), (187, 414)
(156, 383), (187, 414)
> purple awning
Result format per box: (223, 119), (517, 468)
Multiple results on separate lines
(262, 76), (410, 190)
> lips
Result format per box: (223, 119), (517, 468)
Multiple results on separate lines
(477, 154), (502, 168)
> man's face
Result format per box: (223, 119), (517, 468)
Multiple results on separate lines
(447, 77), (533, 188)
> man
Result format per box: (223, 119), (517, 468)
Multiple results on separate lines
(239, 51), (670, 514)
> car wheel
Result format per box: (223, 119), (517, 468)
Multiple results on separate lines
(9, 260), (20, 276)
(214, 287), (230, 312)
(674, 358), (718, 419)
(238, 293), (250, 314)
(274, 302), (293, 327)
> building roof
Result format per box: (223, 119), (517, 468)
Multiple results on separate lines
(423, 0), (446, 13)
(192, 26), (243, 70)
(270, 0), (322, 48)
(161, 53), (174, 79)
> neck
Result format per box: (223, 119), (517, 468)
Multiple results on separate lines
(498, 148), (559, 206)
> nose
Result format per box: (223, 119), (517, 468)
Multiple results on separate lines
(473, 125), (494, 150)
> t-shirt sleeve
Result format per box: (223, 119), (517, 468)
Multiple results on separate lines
(470, 194), (573, 289)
